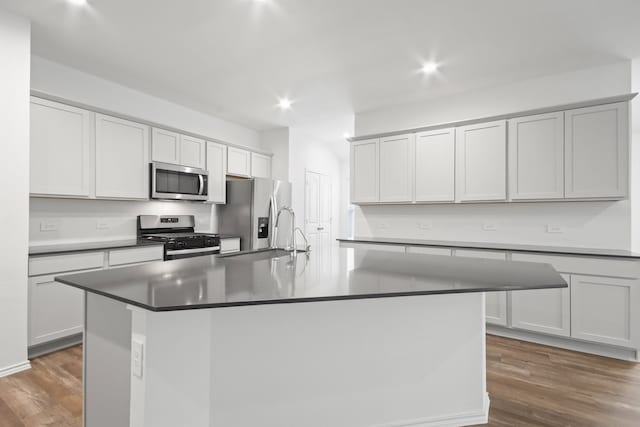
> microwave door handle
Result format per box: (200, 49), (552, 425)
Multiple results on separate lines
(198, 174), (205, 195)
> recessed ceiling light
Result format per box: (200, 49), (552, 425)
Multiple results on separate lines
(421, 62), (439, 74)
(278, 98), (292, 110)
(68, 0), (87, 5)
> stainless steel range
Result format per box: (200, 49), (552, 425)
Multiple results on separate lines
(137, 215), (220, 260)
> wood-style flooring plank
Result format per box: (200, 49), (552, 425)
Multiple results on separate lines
(1, 336), (639, 426)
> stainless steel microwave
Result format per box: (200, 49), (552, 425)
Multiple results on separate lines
(150, 162), (209, 201)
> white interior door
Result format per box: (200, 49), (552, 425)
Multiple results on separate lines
(305, 171), (332, 252)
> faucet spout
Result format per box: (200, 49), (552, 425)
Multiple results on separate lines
(274, 207), (296, 252)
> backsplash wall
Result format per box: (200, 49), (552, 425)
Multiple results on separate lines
(29, 198), (215, 245)
(354, 201), (631, 250)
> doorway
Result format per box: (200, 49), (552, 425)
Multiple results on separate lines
(304, 170), (332, 251)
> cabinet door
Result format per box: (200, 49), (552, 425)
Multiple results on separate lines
(227, 147), (251, 177)
(455, 249), (508, 326)
(565, 102), (628, 198)
(379, 134), (413, 202)
(511, 274), (570, 337)
(414, 128), (455, 202)
(96, 114), (150, 199)
(30, 98), (93, 197)
(180, 135), (206, 169)
(207, 141), (227, 204)
(251, 152), (272, 178)
(151, 128), (180, 165)
(508, 112), (564, 200)
(571, 274), (638, 348)
(455, 121), (507, 202)
(29, 273), (86, 346)
(350, 139), (379, 203)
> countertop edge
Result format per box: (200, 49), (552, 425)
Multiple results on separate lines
(337, 238), (640, 259)
(56, 277), (567, 312)
(29, 240), (165, 256)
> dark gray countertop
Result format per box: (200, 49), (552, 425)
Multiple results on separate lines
(338, 237), (640, 259)
(57, 247), (566, 312)
(29, 239), (164, 256)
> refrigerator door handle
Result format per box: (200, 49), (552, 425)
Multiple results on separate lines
(269, 195), (278, 248)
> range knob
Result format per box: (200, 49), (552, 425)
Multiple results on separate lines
(176, 240), (187, 249)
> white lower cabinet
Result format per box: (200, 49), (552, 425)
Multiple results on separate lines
(570, 274), (638, 348)
(511, 273), (571, 337)
(28, 273), (87, 346)
(455, 249), (508, 326)
(28, 246), (166, 350)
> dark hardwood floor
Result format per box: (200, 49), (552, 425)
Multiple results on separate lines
(0, 336), (638, 426)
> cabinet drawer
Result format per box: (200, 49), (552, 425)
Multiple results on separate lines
(29, 252), (105, 276)
(454, 249), (507, 260)
(108, 246), (164, 266)
(220, 238), (240, 254)
(406, 246), (452, 256)
(511, 252), (639, 278)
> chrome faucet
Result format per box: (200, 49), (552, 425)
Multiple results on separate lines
(273, 207), (310, 254)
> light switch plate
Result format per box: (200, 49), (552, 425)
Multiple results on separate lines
(96, 221), (109, 230)
(482, 223), (497, 231)
(418, 222), (432, 230)
(132, 339), (144, 379)
(377, 221), (389, 229)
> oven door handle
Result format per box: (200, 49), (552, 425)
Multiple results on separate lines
(166, 246), (220, 256)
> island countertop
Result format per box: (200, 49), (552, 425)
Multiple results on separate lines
(56, 247), (566, 312)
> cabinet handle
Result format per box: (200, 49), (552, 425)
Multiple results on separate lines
(317, 227), (324, 231)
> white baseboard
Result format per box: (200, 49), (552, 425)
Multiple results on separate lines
(379, 392), (490, 427)
(487, 326), (639, 362)
(0, 360), (31, 378)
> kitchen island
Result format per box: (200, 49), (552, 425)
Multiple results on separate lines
(57, 247), (566, 427)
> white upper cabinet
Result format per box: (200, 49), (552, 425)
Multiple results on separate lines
(508, 112), (564, 200)
(151, 128), (180, 165)
(179, 135), (206, 169)
(351, 138), (379, 203)
(30, 98), (93, 198)
(455, 120), (507, 202)
(251, 152), (272, 178)
(152, 128), (206, 169)
(414, 128), (455, 202)
(379, 134), (413, 202)
(227, 147), (251, 177)
(96, 114), (150, 199)
(565, 102), (628, 199)
(207, 141), (227, 204)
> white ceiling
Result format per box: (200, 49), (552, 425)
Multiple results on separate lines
(3, 0), (640, 149)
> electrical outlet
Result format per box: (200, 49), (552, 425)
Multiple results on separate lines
(377, 221), (389, 229)
(40, 220), (58, 232)
(132, 339), (144, 379)
(482, 223), (497, 231)
(418, 222), (432, 230)
(96, 221), (109, 230)
(546, 225), (565, 234)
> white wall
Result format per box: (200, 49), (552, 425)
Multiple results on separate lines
(31, 56), (261, 149)
(289, 129), (345, 242)
(631, 58), (640, 251)
(353, 61), (633, 250)
(0, 8), (30, 376)
(356, 61), (631, 136)
(260, 128), (289, 181)
(30, 198), (215, 245)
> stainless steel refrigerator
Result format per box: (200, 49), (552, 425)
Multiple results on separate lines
(218, 178), (292, 251)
